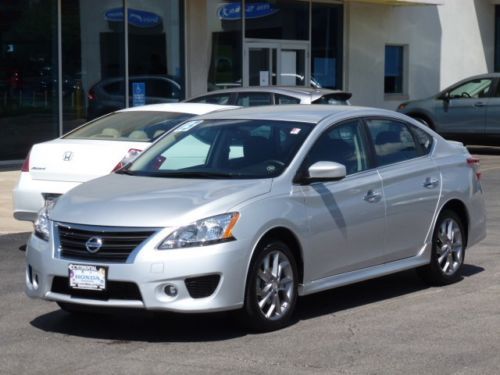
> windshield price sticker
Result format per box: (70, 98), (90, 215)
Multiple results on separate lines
(175, 120), (203, 132)
(290, 128), (301, 135)
(69, 264), (107, 291)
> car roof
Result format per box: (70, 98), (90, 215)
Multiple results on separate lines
(187, 86), (349, 99)
(196, 104), (391, 124)
(117, 103), (239, 115)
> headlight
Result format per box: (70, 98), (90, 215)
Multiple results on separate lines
(158, 212), (240, 250)
(34, 207), (50, 241)
(397, 103), (407, 111)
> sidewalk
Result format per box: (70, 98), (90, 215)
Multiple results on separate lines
(0, 170), (32, 234)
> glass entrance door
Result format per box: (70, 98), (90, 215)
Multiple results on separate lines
(244, 41), (309, 87)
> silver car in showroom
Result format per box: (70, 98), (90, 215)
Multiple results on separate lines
(25, 105), (486, 331)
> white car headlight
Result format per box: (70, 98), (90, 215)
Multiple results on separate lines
(159, 212), (240, 250)
(34, 207), (50, 241)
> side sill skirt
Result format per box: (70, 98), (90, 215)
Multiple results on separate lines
(299, 244), (431, 297)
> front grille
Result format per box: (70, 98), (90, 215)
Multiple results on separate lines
(57, 223), (156, 262)
(185, 275), (221, 298)
(51, 276), (142, 301)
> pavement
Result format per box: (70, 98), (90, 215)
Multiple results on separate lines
(0, 169), (32, 234)
(0, 147), (499, 374)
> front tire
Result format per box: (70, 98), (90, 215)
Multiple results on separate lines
(243, 240), (298, 332)
(417, 210), (465, 285)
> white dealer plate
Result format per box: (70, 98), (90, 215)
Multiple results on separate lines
(68, 264), (107, 291)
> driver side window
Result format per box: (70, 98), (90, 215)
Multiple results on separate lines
(448, 79), (493, 99)
(305, 120), (369, 175)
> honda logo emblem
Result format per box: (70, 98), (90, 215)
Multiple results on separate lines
(63, 151), (73, 161)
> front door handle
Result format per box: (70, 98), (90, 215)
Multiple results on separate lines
(364, 190), (382, 203)
(424, 177), (439, 189)
(474, 102), (485, 108)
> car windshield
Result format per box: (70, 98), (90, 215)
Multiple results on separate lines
(63, 111), (193, 142)
(125, 119), (315, 179)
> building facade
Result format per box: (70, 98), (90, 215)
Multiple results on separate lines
(0, 0), (497, 162)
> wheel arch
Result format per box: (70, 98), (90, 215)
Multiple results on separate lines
(437, 199), (470, 248)
(249, 226), (305, 285)
(407, 112), (436, 130)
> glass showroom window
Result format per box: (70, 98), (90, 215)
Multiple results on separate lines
(312, 2), (343, 89)
(61, 0), (184, 133)
(0, 0), (59, 161)
(62, 0), (126, 131)
(206, 0), (243, 91)
(495, 5), (500, 72)
(384, 45), (406, 95)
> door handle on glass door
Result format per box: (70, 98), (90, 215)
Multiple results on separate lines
(364, 190), (382, 203)
(423, 177), (439, 189)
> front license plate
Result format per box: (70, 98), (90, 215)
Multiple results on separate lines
(68, 264), (107, 291)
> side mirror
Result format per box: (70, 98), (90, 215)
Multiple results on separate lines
(306, 161), (346, 183)
(438, 92), (450, 102)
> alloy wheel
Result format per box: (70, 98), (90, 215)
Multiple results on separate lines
(255, 250), (294, 321)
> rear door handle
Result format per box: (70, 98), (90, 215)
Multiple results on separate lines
(364, 190), (382, 203)
(424, 177), (439, 189)
(474, 102), (485, 108)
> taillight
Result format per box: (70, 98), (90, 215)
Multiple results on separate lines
(21, 151), (31, 172)
(88, 88), (96, 101)
(112, 148), (142, 172)
(467, 157), (481, 180)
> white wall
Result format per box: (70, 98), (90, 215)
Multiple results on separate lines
(345, 0), (494, 110)
(437, 0), (494, 88)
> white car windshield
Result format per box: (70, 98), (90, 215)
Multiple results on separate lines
(63, 111), (193, 142)
(123, 119), (315, 179)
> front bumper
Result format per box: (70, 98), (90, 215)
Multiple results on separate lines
(25, 230), (249, 313)
(13, 172), (80, 221)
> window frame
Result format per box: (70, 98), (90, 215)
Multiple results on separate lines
(361, 117), (433, 168)
(384, 44), (408, 98)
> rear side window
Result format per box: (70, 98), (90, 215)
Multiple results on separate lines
(64, 111), (192, 142)
(366, 119), (418, 166)
(410, 125), (433, 155)
(275, 94), (300, 104)
(187, 93), (232, 105)
(236, 93), (272, 107)
(312, 93), (350, 105)
(103, 82), (123, 94)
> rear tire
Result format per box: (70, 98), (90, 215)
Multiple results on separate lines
(417, 210), (465, 285)
(243, 240), (298, 332)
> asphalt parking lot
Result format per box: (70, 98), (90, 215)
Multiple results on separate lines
(1, 146), (499, 375)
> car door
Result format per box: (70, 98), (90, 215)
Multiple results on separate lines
(485, 78), (500, 138)
(365, 118), (440, 261)
(300, 119), (386, 279)
(433, 78), (492, 137)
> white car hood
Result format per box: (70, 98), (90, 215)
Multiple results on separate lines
(50, 174), (272, 227)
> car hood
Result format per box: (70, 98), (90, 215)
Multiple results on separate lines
(49, 174), (272, 227)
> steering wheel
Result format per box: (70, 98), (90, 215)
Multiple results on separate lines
(264, 160), (285, 173)
(461, 92), (471, 98)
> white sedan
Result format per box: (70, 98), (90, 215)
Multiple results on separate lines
(13, 103), (235, 221)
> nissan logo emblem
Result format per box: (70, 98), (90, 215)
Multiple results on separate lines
(85, 237), (103, 253)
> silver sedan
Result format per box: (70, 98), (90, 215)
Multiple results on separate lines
(25, 105), (486, 331)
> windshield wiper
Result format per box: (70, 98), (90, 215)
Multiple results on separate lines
(152, 171), (240, 179)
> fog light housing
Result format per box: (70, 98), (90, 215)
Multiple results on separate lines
(164, 284), (178, 297)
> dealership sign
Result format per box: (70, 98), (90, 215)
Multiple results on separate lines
(105, 8), (161, 28)
(218, 2), (278, 20)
